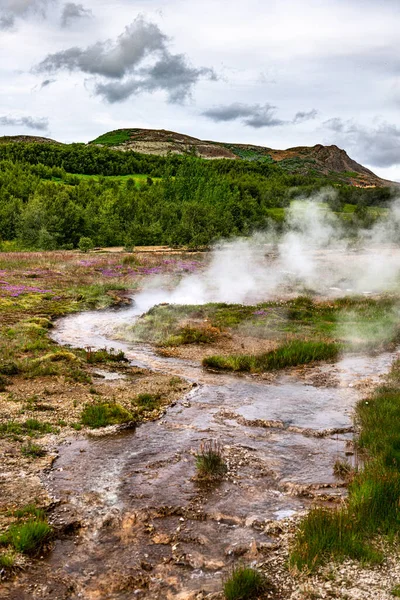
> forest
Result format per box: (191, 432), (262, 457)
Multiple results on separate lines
(0, 141), (394, 250)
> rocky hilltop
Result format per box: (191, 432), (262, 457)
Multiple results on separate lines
(89, 128), (390, 187)
(0, 128), (392, 187)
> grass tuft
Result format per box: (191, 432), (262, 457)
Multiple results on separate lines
(134, 393), (161, 412)
(195, 440), (227, 479)
(86, 347), (128, 364)
(21, 442), (46, 458)
(81, 402), (133, 428)
(0, 520), (52, 556)
(223, 566), (268, 600)
(0, 552), (16, 570)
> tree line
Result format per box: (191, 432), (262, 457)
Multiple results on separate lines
(0, 143), (394, 250)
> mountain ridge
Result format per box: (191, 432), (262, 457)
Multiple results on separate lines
(0, 128), (393, 187)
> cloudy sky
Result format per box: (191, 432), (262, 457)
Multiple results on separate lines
(1, 0), (400, 180)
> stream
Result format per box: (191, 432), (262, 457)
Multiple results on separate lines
(6, 298), (399, 600)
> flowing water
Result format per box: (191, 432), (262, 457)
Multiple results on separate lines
(5, 295), (399, 599)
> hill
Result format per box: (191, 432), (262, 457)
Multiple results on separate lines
(0, 135), (62, 145)
(89, 128), (390, 188)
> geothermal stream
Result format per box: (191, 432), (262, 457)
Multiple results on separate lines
(25, 289), (396, 600)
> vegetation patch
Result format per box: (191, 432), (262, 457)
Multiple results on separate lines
(0, 505), (52, 557)
(0, 419), (56, 438)
(89, 129), (134, 146)
(195, 440), (227, 479)
(21, 441), (47, 458)
(0, 520), (52, 556)
(203, 340), (340, 373)
(85, 347), (128, 364)
(164, 324), (220, 347)
(290, 359), (400, 572)
(223, 565), (269, 600)
(81, 402), (133, 428)
(134, 393), (162, 412)
(0, 552), (16, 570)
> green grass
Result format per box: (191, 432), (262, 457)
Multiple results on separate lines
(0, 419), (56, 438)
(89, 129), (134, 146)
(0, 552), (15, 569)
(164, 324), (219, 347)
(223, 566), (268, 600)
(289, 506), (382, 572)
(21, 441), (46, 458)
(134, 393), (161, 412)
(0, 520), (52, 556)
(290, 359), (400, 572)
(195, 440), (227, 479)
(51, 172), (161, 187)
(392, 585), (400, 597)
(128, 296), (399, 351)
(12, 505), (46, 520)
(85, 347), (128, 364)
(203, 339), (340, 373)
(81, 402), (133, 428)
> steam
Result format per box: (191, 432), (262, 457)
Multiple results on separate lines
(131, 194), (400, 316)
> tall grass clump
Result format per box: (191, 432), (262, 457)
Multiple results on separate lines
(81, 402), (133, 428)
(0, 506), (52, 557)
(195, 440), (227, 479)
(290, 358), (400, 572)
(0, 520), (52, 556)
(203, 339), (340, 372)
(223, 566), (269, 600)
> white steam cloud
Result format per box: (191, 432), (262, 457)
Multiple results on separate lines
(130, 194), (400, 316)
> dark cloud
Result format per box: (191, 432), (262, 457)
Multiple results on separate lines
(0, 14), (15, 30)
(202, 103), (285, 128)
(293, 109), (318, 124)
(61, 2), (92, 27)
(35, 16), (216, 103)
(96, 53), (215, 103)
(40, 78), (56, 88)
(323, 117), (345, 132)
(36, 17), (168, 77)
(0, 0), (52, 29)
(0, 115), (49, 130)
(324, 118), (400, 167)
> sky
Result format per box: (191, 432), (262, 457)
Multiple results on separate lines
(1, 0), (400, 180)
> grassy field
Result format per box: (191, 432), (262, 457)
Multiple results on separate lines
(129, 295), (400, 356)
(0, 249), (195, 568)
(89, 129), (136, 146)
(51, 172), (161, 186)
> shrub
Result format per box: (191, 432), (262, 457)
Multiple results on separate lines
(81, 402), (133, 428)
(78, 237), (94, 253)
(224, 566), (267, 600)
(195, 440), (227, 479)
